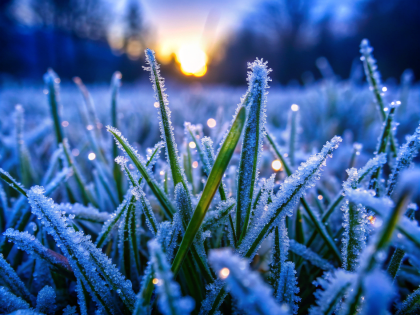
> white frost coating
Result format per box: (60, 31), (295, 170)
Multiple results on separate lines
(199, 279), (227, 315)
(144, 49), (188, 186)
(96, 194), (131, 246)
(343, 153), (387, 191)
(57, 203), (110, 223)
(344, 189), (393, 218)
(360, 39), (384, 112)
(208, 248), (288, 315)
(276, 261), (300, 314)
(28, 186), (136, 313)
(156, 220), (181, 263)
(76, 279), (88, 315)
(132, 186), (158, 235)
(236, 59), (271, 236)
(252, 174), (276, 225)
(0, 168), (27, 195)
(269, 217), (289, 295)
(3, 229), (71, 272)
(341, 199), (368, 272)
(387, 125), (420, 196)
(360, 270), (395, 315)
(0, 253), (34, 304)
(63, 305), (78, 315)
(289, 240), (334, 270)
(44, 167), (72, 195)
(36, 285), (57, 315)
(107, 126), (151, 175)
(309, 270), (355, 315)
(0, 286), (30, 313)
(239, 136), (342, 259)
(202, 198), (236, 231)
(148, 239), (195, 315)
(201, 136), (215, 175)
(146, 141), (165, 172)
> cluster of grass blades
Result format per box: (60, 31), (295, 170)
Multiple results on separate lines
(0, 40), (420, 315)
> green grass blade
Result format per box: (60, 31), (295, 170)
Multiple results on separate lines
(266, 132), (341, 261)
(0, 168), (27, 197)
(107, 126), (176, 218)
(110, 72), (124, 202)
(43, 69), (65, 145)
(171, 106), (246, 276)
(144, 49), (186, 188)
(236, 60), (270, 243)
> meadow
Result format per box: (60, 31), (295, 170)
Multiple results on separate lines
(0, 41), (420, 315)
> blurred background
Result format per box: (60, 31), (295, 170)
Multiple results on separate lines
(1, 0), (419, 85)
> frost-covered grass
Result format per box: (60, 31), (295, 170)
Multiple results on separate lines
(0, 40), (420, 315)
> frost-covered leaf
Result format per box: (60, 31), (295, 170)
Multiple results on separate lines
(0, 253), (34, 304)
(309, 270), (354, 315)
(149, 239), (195, 315)
(208, 248), (288, 315)
(36, 285), (57, 315)
(289, 240), (333, 271)
(0, 286), (31, 313)
(238, 136), (342, 259)
(236, 59), (271, 242)
(276, 261), (300, 314)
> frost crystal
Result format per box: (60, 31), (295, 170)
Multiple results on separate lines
(360, 39), (386, 116)
(148, 239), (195, 315)
(3, 229), (72, 274)
(63, 305), (78, 315)
(208, 248), (288, 315)
(0, 286), (30, 313)
(57, 203), (110, 223)
(28, 186), (136, 313)
(276, 261), (300, 314)
(387, 125), (420, 196)
(236, 59), (271, 240)
(239, 136), (342, 259)
(309, 270), (355, 315)
(0, 253), (34, 304)
(36, 286), (57, 315)
(269, 218), (289, 295)
(341, 200), (368, 272)
(289, 240), (334, 270)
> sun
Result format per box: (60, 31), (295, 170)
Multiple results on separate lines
(176, 44), (208, 77)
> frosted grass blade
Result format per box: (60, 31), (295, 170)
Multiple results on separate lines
(107, 126), (176, 218)
(360, 39), (397, 155)
(43, 69), (64, 145)
(236, 59), (270, 242)
(171, 106), (246, 276)
(266, 132), (341, 261)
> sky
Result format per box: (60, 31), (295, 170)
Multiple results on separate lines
(133, 0), (261, 62)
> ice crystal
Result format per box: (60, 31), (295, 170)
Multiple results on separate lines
(341, 200), (368, 271)
(208, 248), (288, 315)
(148, 239), (195, 315)
(28, 186), (136, 313)
(276, 261), (300, 314)
(239, 136), (342, 259)
(309, 270), (355, 315)
(387, 125), (420, 196)
(289, 240), (334, 270)
(236, 59), (271, 240)
(35, 285), (57, 315)
(269, 218), (289, 295)
(57, 203), (110, 223)
(0, 286), (30, 313)
(0, 253), (34, 304)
